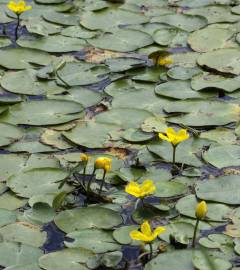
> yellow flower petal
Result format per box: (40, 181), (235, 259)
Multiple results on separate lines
(166, 127), (175, 135)
(24, 5), (32, 11)
(130, 222), (166, 243)
(159, 133), (171, 142)
(177, 129), (189, 141)
(152, 226), (166, 239)
(159, 127), (189, 146)
(141, 180), (156, 196)
(130, 231), (149, 242)
(125, 181), (141, 198)
(140, 221), (152, 237)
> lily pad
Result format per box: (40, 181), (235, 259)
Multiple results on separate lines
(54, 206), (122, 233)
(0, 209), (17, 227)
(61, 26), (97, 39)
(56, 62), (109, 86)
(167, 66), (201, 80)
(151, 14), (207, 32)
(184, 5), (240, 24)
(176, 195), (231, 222)
(144, 250), (194, 270)
(155, 80), (215, 100)
(191, 72), (240, 92)
(0, 154), (28, 182)
(113, 225), (139, 245)
(197, 48), (240, 75)
(0, 192), (27, 210)
(0, 48), (53, 70)
(43, 12), (79, 26)
(0, 37), (11, 48)
(80, 9), (149, 30)
(0, 222), (47, 247)
(0, 100), (84, 126)
(17, 35), (86, 53)
(63, 121), (119, 148)
(39, 248), (93, 270)
(0, 123), (23, 147)
(153, 28), (188, 47)
(1, 69), (61, 96)
(188, 26), (236, 52)
(154, 181), (187, 198)
(95, 108), (153, 129)
(164, 100), (240, 126)
(88, 29), (153, 52)
(203, 145), (240, 168)
(196, 175), (240, 205)
(48, 87), (103, 108)
(65, 229), (120, 253)
(0, 242), (43, 268)
(7, 168), (70, 198)
(148, 140), (202, 167)
(141, 116), (167, 133)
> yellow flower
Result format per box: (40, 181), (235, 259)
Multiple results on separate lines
(130, 221), (165, 243)
(94, 157), (112, 172)
(80, 153), (89, 162)
(7, 0), (32, 15)
(125, 180), (156, 198)
(195, 201), (207, 220)
(158, 56), (173, 66)
(159, 127), (189, 146)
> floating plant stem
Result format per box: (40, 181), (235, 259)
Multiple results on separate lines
(149, 242), (153, 260)
(87, 168), (96, 193)
(98, 170), (106, 195)
(15, 14), (20, 40)
(192, 219), (199, 248)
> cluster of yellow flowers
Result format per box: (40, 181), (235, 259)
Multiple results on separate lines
(7, 0), (32, 15)
(79, 154), (112, 195)
(80, 154), (112, 174)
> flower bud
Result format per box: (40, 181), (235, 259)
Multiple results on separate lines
(94, 157), (112, 172)
(195, 201), (207, 220)
(94, 157), (106, 170)
(80, 153), (89, 162)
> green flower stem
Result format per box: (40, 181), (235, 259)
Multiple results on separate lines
(98, 170), (106, 195)
(82, 163), (87, 187)
(192, 219), (200, 248)
(172, 145), (177, 168)
(171, 145), (179, 175)
(15, 14), (20, 41)
(149, 242), (153, 260)
(141, 197), (145, 207)
(87, 168), (96, 193)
